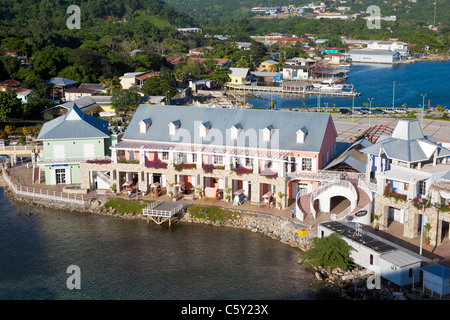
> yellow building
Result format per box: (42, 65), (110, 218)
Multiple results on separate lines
(258, 60), (279, 71)
(227, 68), (251, 85)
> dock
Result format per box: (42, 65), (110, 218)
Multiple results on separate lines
(224, 83), (360, 97)
(142, 201), (186, 225)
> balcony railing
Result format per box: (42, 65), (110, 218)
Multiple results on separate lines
(37, 154), (111, 164)
(287, 170), (366, 181)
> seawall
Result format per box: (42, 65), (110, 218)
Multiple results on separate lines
(4, 189), (312, 251)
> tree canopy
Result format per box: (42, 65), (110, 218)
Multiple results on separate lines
(303, 233), (355, 271)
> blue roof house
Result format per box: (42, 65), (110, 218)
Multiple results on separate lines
(362, 119), (450, 202)
(45, 77), (77, 98)
(36, 103), (115, 186)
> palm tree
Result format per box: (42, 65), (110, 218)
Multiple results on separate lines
(268, 64), (278, 72)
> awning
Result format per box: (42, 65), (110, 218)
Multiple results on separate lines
(263, 192), (273, 198)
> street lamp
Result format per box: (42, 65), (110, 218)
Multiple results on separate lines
(368, 98), (374, 128)
(421, 93), (427, 129)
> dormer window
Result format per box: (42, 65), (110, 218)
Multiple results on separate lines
(263, 125), (273, 142)
(139, 118), (152, 133)
(230, 124), (242, 140)
(169, 120), (181, 135)
(199, 121), (211, 138)
(296, 127), (308, 143)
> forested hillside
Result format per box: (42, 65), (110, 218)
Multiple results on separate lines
(164, 0), (449, 47)
(0, 0), (201, 82)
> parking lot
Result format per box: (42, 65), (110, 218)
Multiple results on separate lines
(331, 113), (450, 145)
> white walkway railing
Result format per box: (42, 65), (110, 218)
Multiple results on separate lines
(2, 169), (87, 207)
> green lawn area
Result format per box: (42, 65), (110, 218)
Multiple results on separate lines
(187, 205), (242, 221)
(103, 198), (154, 214)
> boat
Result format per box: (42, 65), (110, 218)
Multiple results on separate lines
(312, 78), (344, 92)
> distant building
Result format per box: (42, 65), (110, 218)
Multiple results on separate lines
(316, 13), (356, 20)
(258, 60), (279, 71)
(119, 71), (160, 90)
(177, 28), (202, 33)
(348, 41), (409, 63)
(348, 49), (402, 64)
(45, 77), (77, 96)
(227, 68), (252, 85)
(0, 79), (22, 92)
(64, 87), (99, 102)
(281, 65), (312, 80)
(15, 88), (32, 104)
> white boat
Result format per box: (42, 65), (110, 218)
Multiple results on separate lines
(312, 78), (344, 92)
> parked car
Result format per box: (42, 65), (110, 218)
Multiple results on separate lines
(360, 107), (372, 114)
(385, 108), (397, 114)
(396, 108), (407, 114)
(339, 108), (352, 114)
(354, 108), (365, 115)
(373, 108), (386, 114)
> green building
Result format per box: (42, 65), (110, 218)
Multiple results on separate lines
(321, 47), (346, 55)
(36, 102), (117, 185)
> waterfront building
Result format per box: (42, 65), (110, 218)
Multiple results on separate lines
(227, 68), (253, 85)
(80, 105), (338, 209)
(318, 221), (431, 287)
(281, 65), (312, 80)
(361, 119), (450, 245)
(348, 49), (402, 64)
(36, 103), (119, 186)
(348, 40), (409, 64)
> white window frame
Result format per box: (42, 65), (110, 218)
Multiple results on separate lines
(301, 158), (312, 171)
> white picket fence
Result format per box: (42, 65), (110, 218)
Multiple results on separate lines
(2, 169), (87, 207)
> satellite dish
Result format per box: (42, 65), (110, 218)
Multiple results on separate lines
(331, 214), (337, 221)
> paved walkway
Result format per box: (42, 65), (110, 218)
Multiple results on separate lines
(5, 162), (450, 267)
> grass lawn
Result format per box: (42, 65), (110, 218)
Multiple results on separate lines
(103, 198), (154, 214)
(187, 205), (241, 221)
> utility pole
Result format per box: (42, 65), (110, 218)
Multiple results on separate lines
(368, 97), (374, 128)
(421, 93), (427, 129)
(392, 81), (395, 110)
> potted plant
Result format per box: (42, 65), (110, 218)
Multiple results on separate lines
(110, 183), (117, 194)
(277, 192), (285, 210)
(224, 187), (231, 202)
(372, 212), (381, 230)
(167, 182), (174, 198)
(424, 222), (432, 245)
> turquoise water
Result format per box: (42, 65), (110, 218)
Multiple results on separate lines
(247, 61), (450, 110)
(0, 189), (333, 300)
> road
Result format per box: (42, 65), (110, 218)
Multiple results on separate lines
(331, 114), (450, 145)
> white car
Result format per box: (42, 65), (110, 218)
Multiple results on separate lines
(396, 108), (407, 114)
(385, 108), (397, 114)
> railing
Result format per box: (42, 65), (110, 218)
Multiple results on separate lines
(287, 170), (366, 182)
(310, 180), (358, 219)
(295, 188), (310, 221)
(2, 169), (87, 207)
(37, 154), (112, 164)
(142, 202), (183, 218)
(358, 179), (374, 202)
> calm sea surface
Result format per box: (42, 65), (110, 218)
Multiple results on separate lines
(247, 61), (450, 110)
(0, 188), (333, 300)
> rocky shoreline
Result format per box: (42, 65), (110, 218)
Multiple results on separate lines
(6, 192), (440, 300)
